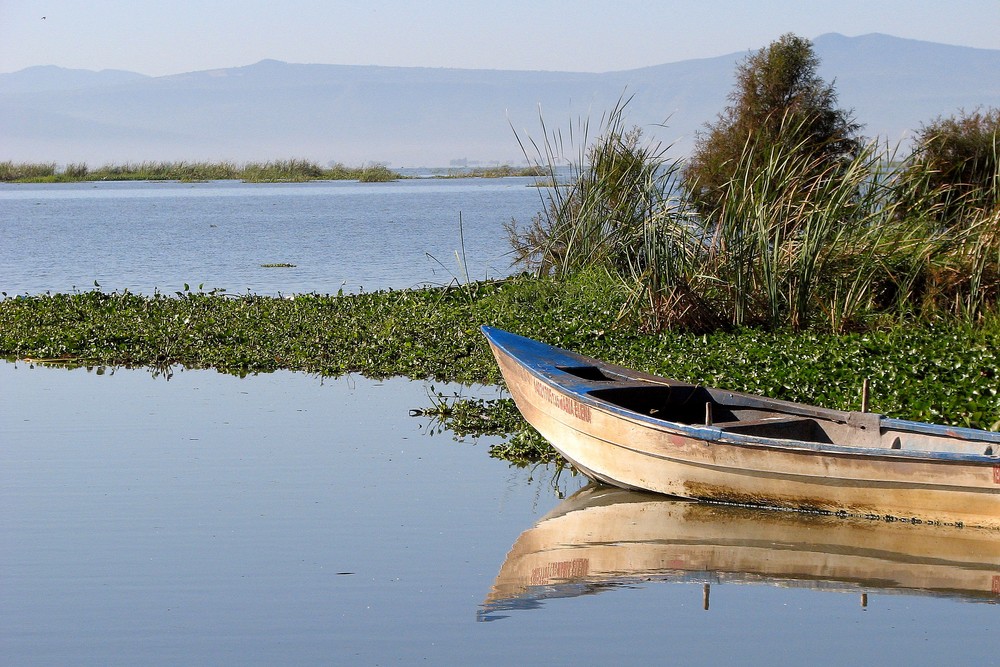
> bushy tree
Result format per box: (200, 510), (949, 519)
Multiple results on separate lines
(684, 33), (862, 214)
(901, 107), (999, 226)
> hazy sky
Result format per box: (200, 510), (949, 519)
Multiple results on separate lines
(1, 0), (998, 76)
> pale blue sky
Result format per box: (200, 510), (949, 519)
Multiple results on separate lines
(1, 0), (998, 76)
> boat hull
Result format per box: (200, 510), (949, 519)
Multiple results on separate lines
(483, 326), (1000, 529)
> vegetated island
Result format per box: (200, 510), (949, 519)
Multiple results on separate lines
(2, 34), (997, 465)
(0, 159), (546, 183)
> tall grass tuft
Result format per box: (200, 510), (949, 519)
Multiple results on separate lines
(693, 124), (891, 329)
(87, 161), (241, 181)
(357, 163), (397, 183)
(240, 159), (322, 182)
(507, 96), (678, 278)
(0, 159), (400, 183)
(507, 104), (1000, 332)
(0, 161), (57, 181)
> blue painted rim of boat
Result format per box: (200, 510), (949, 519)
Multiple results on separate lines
(482, 326), (1000, 462)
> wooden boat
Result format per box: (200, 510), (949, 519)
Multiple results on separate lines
(481, 326), (1000, 529)
(481, 484), (1000, 619)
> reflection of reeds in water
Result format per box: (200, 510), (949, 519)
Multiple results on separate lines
(480, 485), (1000, 620)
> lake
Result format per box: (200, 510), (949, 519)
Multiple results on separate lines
(0, 178), (547, 296)
(2, 180), (998, 665)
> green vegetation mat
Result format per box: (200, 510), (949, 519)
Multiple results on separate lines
(2, 274), (997, 462)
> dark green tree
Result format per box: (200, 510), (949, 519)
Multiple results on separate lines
(900, 107), (999, 226)
(684, 33), (862, 214)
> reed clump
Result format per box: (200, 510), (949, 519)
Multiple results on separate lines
(0, 160), (401, 183)
(438, 164), (547, 179)
(357, 163), (398, 183)
(240, 159), (323, 182)
(89, 161), (242, 181)
(0, 161), (57, 181)
(508, 105), (1000, 333)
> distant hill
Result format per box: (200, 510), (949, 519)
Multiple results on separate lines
(0, 65), (150, 94)
(1, 33), (998, 167)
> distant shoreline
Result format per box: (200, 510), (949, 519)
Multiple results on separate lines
(0, 159), (546, 183)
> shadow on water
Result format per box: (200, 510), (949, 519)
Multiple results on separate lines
(480, 484), (1000, 621)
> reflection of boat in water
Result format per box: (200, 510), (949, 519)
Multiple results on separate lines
(481, 485), (1000, 620)
(482, 326), (1000, 528)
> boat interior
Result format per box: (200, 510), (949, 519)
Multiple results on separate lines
(556, 364), (998, 455)
(586, 383), (842, 441)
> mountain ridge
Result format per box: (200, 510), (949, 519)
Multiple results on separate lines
(2, 33), (998, 166)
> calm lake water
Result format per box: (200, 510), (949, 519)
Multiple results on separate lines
(0, 178), (546, 296)
(2, 180), (998, 665)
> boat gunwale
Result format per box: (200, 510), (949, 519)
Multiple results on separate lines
(561, 426), (1000, 495)
(481, 326), (1000, 465)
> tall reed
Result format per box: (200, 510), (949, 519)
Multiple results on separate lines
(0, 159), (400, 182)
(508, 105), (1000, 332)
(0, 161), (57, 181)
(507, 96), (678, 278)
(240, 159), (322, 182)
